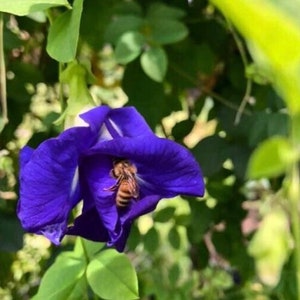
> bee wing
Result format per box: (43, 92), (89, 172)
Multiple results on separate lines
(127, 174), (139, 199)
(104, 175), (123, 191)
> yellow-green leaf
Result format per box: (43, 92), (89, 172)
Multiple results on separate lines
(211, 0), (300, 114)
(247, 136), (298, 179)
(0, 0), (70, 16)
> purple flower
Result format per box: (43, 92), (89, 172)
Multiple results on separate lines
(18, 106), (204, 251)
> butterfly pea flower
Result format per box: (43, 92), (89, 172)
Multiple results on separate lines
(18, 106), (204, 252)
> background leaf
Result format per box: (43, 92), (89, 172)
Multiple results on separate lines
(140, 46), (167, 82)
(148, 19), (188, 45)
(115, 31), (145, 64)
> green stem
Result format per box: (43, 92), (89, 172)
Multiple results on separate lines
(234, 78), (252, 124)
(79, 238), (101, 300)
(289, 114), (300, 299)
(228, 21), (253, 124)
(0, 12), (8, 127)
(290, 162), (300, 300)
(58, 62), (65, 110)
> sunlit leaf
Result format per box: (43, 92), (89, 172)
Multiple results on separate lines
(140, 46), (167, 82)
(211, 0), (300, 113)
(115, 31), (145, 64)
(46, 0), (83, 62)
(247, 136), (298, 178)
(73, 237), (104, 261)
(32, 253), (87, 300)
(86, 249), (139, 300)
(0, 0), (70, 16)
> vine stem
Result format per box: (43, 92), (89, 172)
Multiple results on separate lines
(169, 62), (251, 115)
(228, 21), (253, 125)
(0, 12), (8, 128)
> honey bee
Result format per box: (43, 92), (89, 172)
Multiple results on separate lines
(105, 159), (139, 207)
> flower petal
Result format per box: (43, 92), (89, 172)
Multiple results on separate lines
(107, 221), (132, 252)
(67, 207), (109, 242)
(20, 146), (34, 167)
(17, 126), (95, 244)
(87, 136), (205, 198)
(79, 105), (111, 133)
(80, 155), (120, 237)
(106, 106), (154, 138)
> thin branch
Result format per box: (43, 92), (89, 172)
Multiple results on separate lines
(228, 21), (254, 124)
(169, 63), (251, 116)
(0, 12), (8, 129)
(234, 78), (252, 124)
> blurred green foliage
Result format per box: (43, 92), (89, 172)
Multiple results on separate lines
(1, 0), (300, 299)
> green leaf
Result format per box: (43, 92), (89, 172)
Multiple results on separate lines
(154, 207), (176, 223)
(192, 135), (230, 177)
(32, 253), (87, 300)
(74, 237), (104, 260)
(146, 3), (186, 20)
(0, 213), (23, 252)
(0, 0), (70, 16)
(55, 61), (95, 126)
(247, 136), (298, 179)
(140, 46), (167, 82)
(46, 0), (83, 62)
(248, 112), (289, 147)
(148, 19), (188, 45)
(211, 0), (300, 114)
(114, 2), (142, 16)
(168, 264), (180, 286)
(86, 249), (139, 300)
(115, 31), (145, 64)
(143, 227), (159, 253)
(168, 226), (181, 249)
(172, 119), (194, 141)
(122, 60), (168, 129)
(105, 16), (144, 44)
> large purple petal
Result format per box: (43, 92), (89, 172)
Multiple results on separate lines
(18, 126), (95, 244)
(80, 155), (120, 237)
(87, 136), (205, 198)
